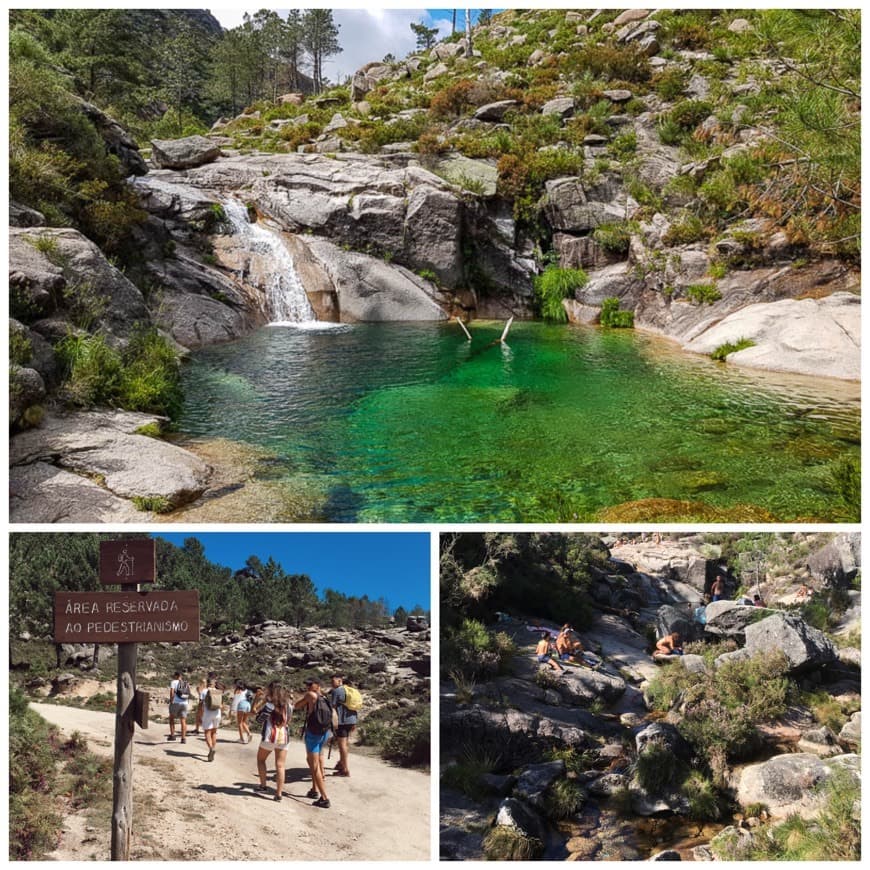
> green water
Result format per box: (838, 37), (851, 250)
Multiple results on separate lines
(179, 321), (860, 522)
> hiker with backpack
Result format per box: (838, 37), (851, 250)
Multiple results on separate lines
(168, 670), (192, 743)
(200, 672), (224, 762)
(255, 684), (293, 802)
(192, 675), (207, 736)
(328, 674), (360, 777)
(231, 681), (254, 744)
(294, 676), (332, 809)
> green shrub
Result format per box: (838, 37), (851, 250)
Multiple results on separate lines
(599, 296), (634, 328)
(830, 457), (860, 518)
(711, 338), (755, 361)
(684, 283), (722, 304)
(483, 826), (544, 861)
(647, 651), (792, 773)
(442, 619), (516, 680)
(441, 740), (502, 800)
(56, 333), (123, 406)
(593, 221), (632, 255)
(10, 328), (33, 366)
(544, 778), (584, 819)
(636, 743), (678, 794)
(609, 130), (637, 161)
(653, 67), (689, 101)
(568, 43), (651, 83)
(380, 706), (430, 767)
(663, 212), (707, 245)
(684, 771), (721, 820)
(534, 266), (588, 322)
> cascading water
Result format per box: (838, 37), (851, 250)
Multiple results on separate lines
(222, 199), (317, 325)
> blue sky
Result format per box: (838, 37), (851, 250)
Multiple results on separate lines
(212, 9), (488, 82)
(158, 532), (431, 611)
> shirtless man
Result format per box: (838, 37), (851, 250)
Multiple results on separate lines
(293, 677), (331, 808)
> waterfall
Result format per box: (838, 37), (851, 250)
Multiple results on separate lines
(222, 199), (316, 325)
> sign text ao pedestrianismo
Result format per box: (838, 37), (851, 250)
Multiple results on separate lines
(53, 538), (200, 860)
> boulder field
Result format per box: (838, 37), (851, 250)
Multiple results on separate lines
(441, 534), (861, 860)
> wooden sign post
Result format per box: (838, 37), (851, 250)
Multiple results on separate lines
(53, 539), (199, 861)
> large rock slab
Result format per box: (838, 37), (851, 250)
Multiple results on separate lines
(703, 600), (774, 638)
(301, 238), (448, 322)
(558, 666), (626, 705)
(10, 410), (212, 516)
(743, 613), (837, 674)
(10, 461), (146, 523)
(807, 535), (861, 587)
(151, 135), (222, 170)
(10, 228), (150, 343)
(683, 292), (860, 380)
(735, 752), (859, 817)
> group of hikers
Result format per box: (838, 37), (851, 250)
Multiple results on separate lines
(167, 670), (361, 809)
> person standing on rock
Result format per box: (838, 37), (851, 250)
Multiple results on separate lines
(535, 632), (565, 672)
(711, 574), (726, 602)
(328, 674), (358, 777)
(201, 672), (224, 762)
(294, 676), (332, 808)
(167, 670), (191, 743)
(255, 685), (293, 801)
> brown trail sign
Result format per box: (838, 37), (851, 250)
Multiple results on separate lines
(54, 591), (200, 644)
(53, 540), (200, 860)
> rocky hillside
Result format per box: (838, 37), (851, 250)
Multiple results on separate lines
(13, 619), (430, 766)
(440, 532), (860, 860)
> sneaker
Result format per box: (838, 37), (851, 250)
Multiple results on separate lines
(313, 797), (331, 809)
(167, 735), (176, 741)
(207, 748), (215, 762)
(180, 737), (187, 744)
(273, 793), (282, 802)
(255, 784), (269, 793)
(306, 788), (319, 799)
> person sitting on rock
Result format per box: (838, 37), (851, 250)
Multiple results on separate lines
(653, 632), (683, 659)
(535, 632), (564, 672)
(710, 575), (726, 602)
(555, 624), (584, 661)
(753, 593), (765, 607)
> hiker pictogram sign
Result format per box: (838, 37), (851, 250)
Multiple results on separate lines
(99, 539), (156, 586)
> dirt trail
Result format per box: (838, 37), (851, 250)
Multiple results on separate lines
(34, 703), (430, 861)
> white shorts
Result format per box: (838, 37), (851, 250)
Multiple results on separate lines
(202, 709), (221, 731)
(260, 740), (290, 751)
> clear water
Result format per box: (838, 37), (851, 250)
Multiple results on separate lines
(179, 321), (860, 522)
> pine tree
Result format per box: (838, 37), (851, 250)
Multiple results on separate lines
(302, 9), (341, 94)
(410, 21), (439, 51)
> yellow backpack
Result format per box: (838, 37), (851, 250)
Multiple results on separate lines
(343, 685), (362, 712)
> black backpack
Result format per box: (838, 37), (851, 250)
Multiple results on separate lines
(176, 679), (190, 700)
(306, 695), (333, 735)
